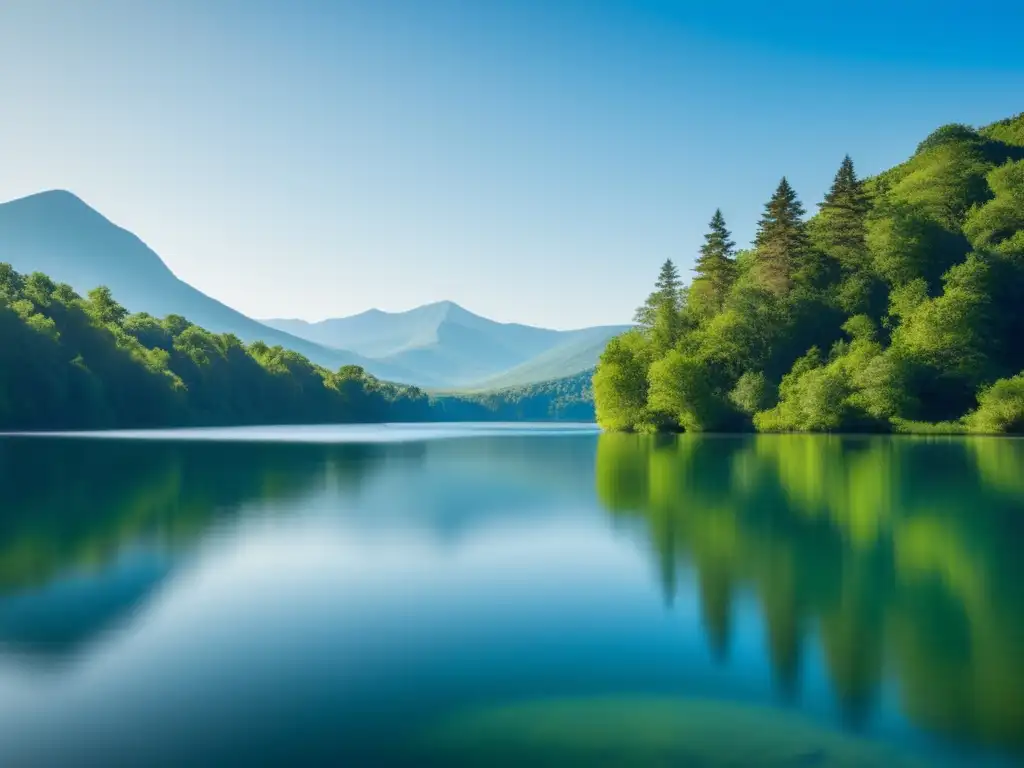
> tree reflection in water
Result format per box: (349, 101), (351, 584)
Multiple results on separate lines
(595, 433), (1024, 752)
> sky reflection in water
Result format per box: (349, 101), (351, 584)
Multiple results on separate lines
(0, 427), (1020, 766)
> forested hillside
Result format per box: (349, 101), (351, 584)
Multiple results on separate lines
(594, 114), (1024, 435)
(0, 264), (595, 430)
(0, 264), (436, 429)
(435, 369), (595, 421)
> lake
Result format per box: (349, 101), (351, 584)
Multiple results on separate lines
(0, 425), (1021, 766)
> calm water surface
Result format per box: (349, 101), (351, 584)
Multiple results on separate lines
(0, 425), (1022, 766)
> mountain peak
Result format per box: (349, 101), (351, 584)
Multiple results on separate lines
(386, 299), (468, 316)
(1, 189), (115, 231)
(423, 299), (471, 319)
(0, 188), (173, 282)
(32, 188), (85, 202)
(7, 188), (92, 210)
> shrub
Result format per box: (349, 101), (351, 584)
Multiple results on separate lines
(967, 373), (1024, 434)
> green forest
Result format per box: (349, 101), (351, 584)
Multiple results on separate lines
(437, 369), (595, 422)
(0, 264), (591, 430)
(594, 114), (1024, 434)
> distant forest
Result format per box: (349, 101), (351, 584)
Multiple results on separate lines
(595, 114), (1024, 434)
(0, 264), (592, 430)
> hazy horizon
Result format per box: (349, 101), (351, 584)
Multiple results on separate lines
(2, 0), (1022, 328)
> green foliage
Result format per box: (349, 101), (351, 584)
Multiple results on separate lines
(0, 263), (519, 429)
(87, 286), (129, 326)
(753, 347), (849, 432)
(729, 371), (774, 415)
(889, 142), (992, 230)
(888, 255), (995, 419)
(2, 263), (597, 429)
(867, 201), (969, 289)
(594, 112), (1024, 435)
(633, 259), (682, 328)
(810, 156), (884, 314)
(915, 123), (981, 156)
(978, 112), (1024, 149)
(889, 418), (967, 434)
(753, 177), (811, 295)
(647, 350), (727, 432)
(0, 263), (24, 300)
(634, 260), (685, 354)
(753, 319), (905, 432)
(813, 156), (869, 269)
(692, 209), (737, 313)
(967, 372), (1024, 434)
(593, 343), (646, 429)
(594, 331), (651, 431)
(435, 370), (597, 422)
(690, 287), (782, 377)
(964, 159), (1024, 258)
(891, 255), (992, 379)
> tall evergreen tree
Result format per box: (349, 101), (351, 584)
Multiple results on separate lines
(693, 209), (737, 311)
(634, 259), (683, 351)
(815, 155), (870, 273)
(753, 177), (809, 296)
(634, 259), (682, 326)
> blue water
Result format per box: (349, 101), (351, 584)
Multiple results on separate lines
(0, 425), (1020, 766)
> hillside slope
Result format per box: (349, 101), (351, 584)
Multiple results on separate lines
(0, 191), (414, 380)
(434, 369), (596, 421)
(469, 327), (622, 390)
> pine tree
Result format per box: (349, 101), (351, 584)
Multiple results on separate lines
(815, 155), (870, 272)
(693, 209), (737, 311)
(634, 259), (682, 327)
(634, 259), (683, 351)
(753, 177), (809, 296)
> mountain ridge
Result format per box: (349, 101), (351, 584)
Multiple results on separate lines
(263, 303), (629, 388)
(268, 300), (615, 334)
(0, 188), (627, 389)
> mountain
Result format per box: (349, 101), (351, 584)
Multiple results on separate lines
(0, 190), (625, 389)
(264, 303), (629, 389)
(0, 190), (415, 381)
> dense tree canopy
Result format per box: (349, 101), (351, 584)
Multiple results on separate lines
(0, 263), (435, 429)
(0, 265), (590, 430)
(594, 113), (1024, 435)
(436, 369), (596, 421)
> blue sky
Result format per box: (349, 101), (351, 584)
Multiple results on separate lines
(1, 0), (1021, 329)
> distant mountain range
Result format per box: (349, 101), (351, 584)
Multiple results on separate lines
(0, 190), (627, 389)
(265, 306), (628, 389)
